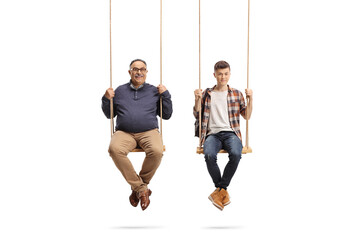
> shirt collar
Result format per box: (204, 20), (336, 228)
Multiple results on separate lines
(129, 80), (144, 90)
(207, 85), (232, 94)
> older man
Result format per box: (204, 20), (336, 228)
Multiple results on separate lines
(102, 59), (172, 211)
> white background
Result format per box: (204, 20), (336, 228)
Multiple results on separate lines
(1, 0), (360, 239)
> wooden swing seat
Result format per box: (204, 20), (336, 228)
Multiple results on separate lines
(196, 146), (252, 154)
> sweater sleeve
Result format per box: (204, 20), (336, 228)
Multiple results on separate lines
(157, 90), (173, 120)
(101, 95), (114, 119)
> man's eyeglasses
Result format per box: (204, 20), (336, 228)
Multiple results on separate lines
(130, 68), (147, 73)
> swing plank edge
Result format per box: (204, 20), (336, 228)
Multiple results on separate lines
(196, 146), (252, 154)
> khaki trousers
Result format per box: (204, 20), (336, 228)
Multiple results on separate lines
(108, 129), (163, 193)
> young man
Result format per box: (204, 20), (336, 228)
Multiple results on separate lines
(102, 59), (173, 211)
(193, 60), (253, 211)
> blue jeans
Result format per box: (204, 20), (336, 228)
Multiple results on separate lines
(203, 131), (243, 189)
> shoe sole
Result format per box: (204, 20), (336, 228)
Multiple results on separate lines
(223, 200), (231, 206)
(208, 196), (224, 211)
(209, 195), (231, 207)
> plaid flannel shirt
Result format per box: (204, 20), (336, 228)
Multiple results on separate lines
(194, 85), (247, 146)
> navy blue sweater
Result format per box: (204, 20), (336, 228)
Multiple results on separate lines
(102, 81), (172, 133)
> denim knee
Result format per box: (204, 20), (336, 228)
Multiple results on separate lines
(204, 150), (217, 163)
(228, 150), (242, 162)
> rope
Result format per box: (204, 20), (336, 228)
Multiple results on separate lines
(160, 0), (163, 143)
(245, 0), (250, 149)
(109, 0), (114, 136)
(198, 0), (202, 148)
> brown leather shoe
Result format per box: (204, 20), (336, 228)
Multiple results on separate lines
(137, 189), (152, 211)
(208, 188), (224, 211)
(129, 190), (139, 207)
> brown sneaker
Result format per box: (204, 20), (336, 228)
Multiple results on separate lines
(129, 190), (139, 207)
(208, 188), (220, 202)
(221, 189), (231, 206)
(208, 188), (224, 211)
(137, 189), (152, 211)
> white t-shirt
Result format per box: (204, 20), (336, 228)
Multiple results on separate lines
(208, 90), (233, 135)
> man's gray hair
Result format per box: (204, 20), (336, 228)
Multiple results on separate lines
(129, 59), (147, 69)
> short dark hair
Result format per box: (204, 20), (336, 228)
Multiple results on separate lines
(129, 59), (147, 69)
(214, 60), (230, 72)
